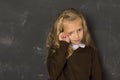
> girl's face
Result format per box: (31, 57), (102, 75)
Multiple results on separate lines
(63, 18), (83, 44)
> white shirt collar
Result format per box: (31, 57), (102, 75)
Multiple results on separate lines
(72, 43), (86, 50)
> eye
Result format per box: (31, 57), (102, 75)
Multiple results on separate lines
(78, 28), (82, 31)
(68, 32), (73, 35)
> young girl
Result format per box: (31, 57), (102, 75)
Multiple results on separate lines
(46, 8), (102, 80)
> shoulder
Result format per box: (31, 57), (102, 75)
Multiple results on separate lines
(85, 45), (95, 50)
(47, 41), (69, 57)
(85, 45), (97, 54)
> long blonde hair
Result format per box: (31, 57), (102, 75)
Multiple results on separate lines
(46, 8), (95, 58)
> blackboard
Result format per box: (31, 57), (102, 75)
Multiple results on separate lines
(0, 0), (120, 80)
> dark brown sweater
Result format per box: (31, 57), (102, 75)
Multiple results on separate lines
(47, 41), (102, 80)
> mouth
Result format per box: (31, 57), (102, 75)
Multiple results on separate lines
(73, 39), (80, 42)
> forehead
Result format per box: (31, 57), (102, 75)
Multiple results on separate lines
(63, 18), (82, 32)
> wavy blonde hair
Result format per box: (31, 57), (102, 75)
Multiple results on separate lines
(46, 8), (95, 58)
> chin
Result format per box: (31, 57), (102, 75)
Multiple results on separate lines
(71, 41), (81, 45)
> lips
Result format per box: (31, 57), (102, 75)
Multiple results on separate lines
(74, 39), (80, 42)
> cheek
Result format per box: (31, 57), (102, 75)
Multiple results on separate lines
(81, 31), (83, 36)
(79, 31), (83, 37)
(80, 31), (83, 37)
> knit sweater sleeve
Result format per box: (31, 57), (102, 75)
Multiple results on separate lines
(47, 41), (69, 80)
(91, 49), (102, 80)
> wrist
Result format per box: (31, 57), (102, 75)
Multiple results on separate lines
(59, 41), (70, 49)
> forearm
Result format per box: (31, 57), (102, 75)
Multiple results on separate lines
(47, 41), (69, 80)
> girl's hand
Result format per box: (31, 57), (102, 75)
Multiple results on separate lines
(59, 32), (70, 43)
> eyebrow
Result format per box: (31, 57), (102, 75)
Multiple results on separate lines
(78, 27), (83, 30)
(67, 27), (82, 34)
(76, 27), (83, 30)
